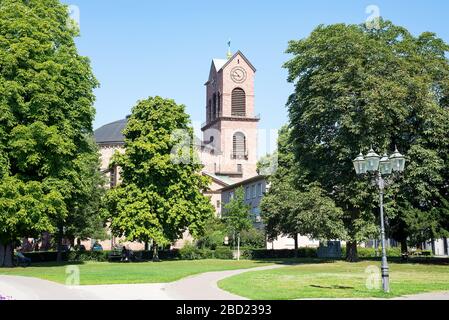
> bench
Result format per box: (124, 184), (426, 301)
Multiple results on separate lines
(108, 250), (123, 262)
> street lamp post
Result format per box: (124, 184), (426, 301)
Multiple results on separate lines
(353, 147), (406, 293)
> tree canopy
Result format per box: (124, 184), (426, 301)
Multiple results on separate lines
(261, 126), (346, 247)
(105, 96), (214, 250)
(0, 0), (100, 266)
(223, 187), (252, 236)
(284, 19), (449, 260)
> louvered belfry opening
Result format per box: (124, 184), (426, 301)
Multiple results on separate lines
(231, 88), (246, 117)
(233, 132), (247, 159)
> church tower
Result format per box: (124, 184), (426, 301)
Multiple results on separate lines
(201, 50), (259, 182)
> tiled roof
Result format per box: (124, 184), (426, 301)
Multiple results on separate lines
(94, 119), (127, 144)
(94, 118), (211, 150)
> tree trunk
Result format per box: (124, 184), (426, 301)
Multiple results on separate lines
(0, 241), (5, 267)
(144, 242), (149, 251)
(346, 241), (358, 262)
(400, 238), (408, 254)
(0, 242), (14, 267)
(152, 241), (160, 262)
(294, 234), (298, 258)
(68, 236), (75, 248)
(56, 225), (64, 263)
(4, 243), (13, 267)
(237, 234), (240, 261)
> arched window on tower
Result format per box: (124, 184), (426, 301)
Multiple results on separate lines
(231, 88), (246, 117)
(232, 132), (247, 160)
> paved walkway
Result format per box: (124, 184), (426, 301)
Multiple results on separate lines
(0, 265), (284, 300)
(392, 291), (449, 300)
(164, 265), (284, 300)
(1, 265), (449, 300)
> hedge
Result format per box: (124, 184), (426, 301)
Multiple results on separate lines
(242, 248), (318, 259)
(22, 246), (411, 263)
(23, 250), (180, 263)
(341, 246), (403, 258)
(242, 247), (407, 259)
(178, 245), (233, 260)
(23, 251), (68, 263)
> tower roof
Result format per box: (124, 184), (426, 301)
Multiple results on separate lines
(206, 51), (256, 85)
(212, 59), (227, 72)
(221, 50), (256, 73)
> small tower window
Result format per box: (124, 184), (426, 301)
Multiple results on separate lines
(208, 99), (212, 121)
(212, 93), (217, 119)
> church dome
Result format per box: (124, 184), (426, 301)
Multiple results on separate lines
(94, 118), (127, 145)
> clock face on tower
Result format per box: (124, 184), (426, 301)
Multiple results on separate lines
(231, 66), (247, 83)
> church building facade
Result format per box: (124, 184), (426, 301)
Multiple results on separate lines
(93, 50), (263, 249)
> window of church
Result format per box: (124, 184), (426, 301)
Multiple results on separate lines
(237, 164), (242, 173)
(110, 166), (116, 187)
(257, 183), (262, 197)
(212, 93), (217, 119)
(232, 132), (247, 159)
(231, 88), (246, 117)
(208, 99), (212, 121)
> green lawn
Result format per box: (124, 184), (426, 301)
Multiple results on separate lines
(0, 259), (272, 285)
(218, 260), (449, 300)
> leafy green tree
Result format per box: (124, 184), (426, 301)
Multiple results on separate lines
(284, 20), (449, 260)
(0, 0), (100, 265)
(223, 187), (252, 260)
(63, 138), (107, 245)
(240, 227), (266, 248)
(196, 217), (226, 250)
(261, 126), (346, 255)
(105, 96), (214, 261)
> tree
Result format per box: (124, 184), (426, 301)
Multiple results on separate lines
(261, 126), (346, 254)
(223, 187), (252, 260)
(196, 217), (227, 250)
(105, 96), (214, 261)
(284, 19), (449, 261)
(63, 137), (107, 246)
(0, 0), (99, 266)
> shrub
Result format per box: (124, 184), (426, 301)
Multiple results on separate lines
(179, 244), (203, 260)
(23, 251), (68, 263)
(178, 244), (234, 260)
(213, 246), (233, 259)
(240, 228), (266, 248)
(198, 230), (226, 250)
(297, 247), (318, 258)
(341, 246), (402, 258)
(242, 248), (317, 259)
(196, 217), (227, 250)
(67, 250), (109, 262)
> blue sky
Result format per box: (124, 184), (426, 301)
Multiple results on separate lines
(64, 0), (449, 134)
